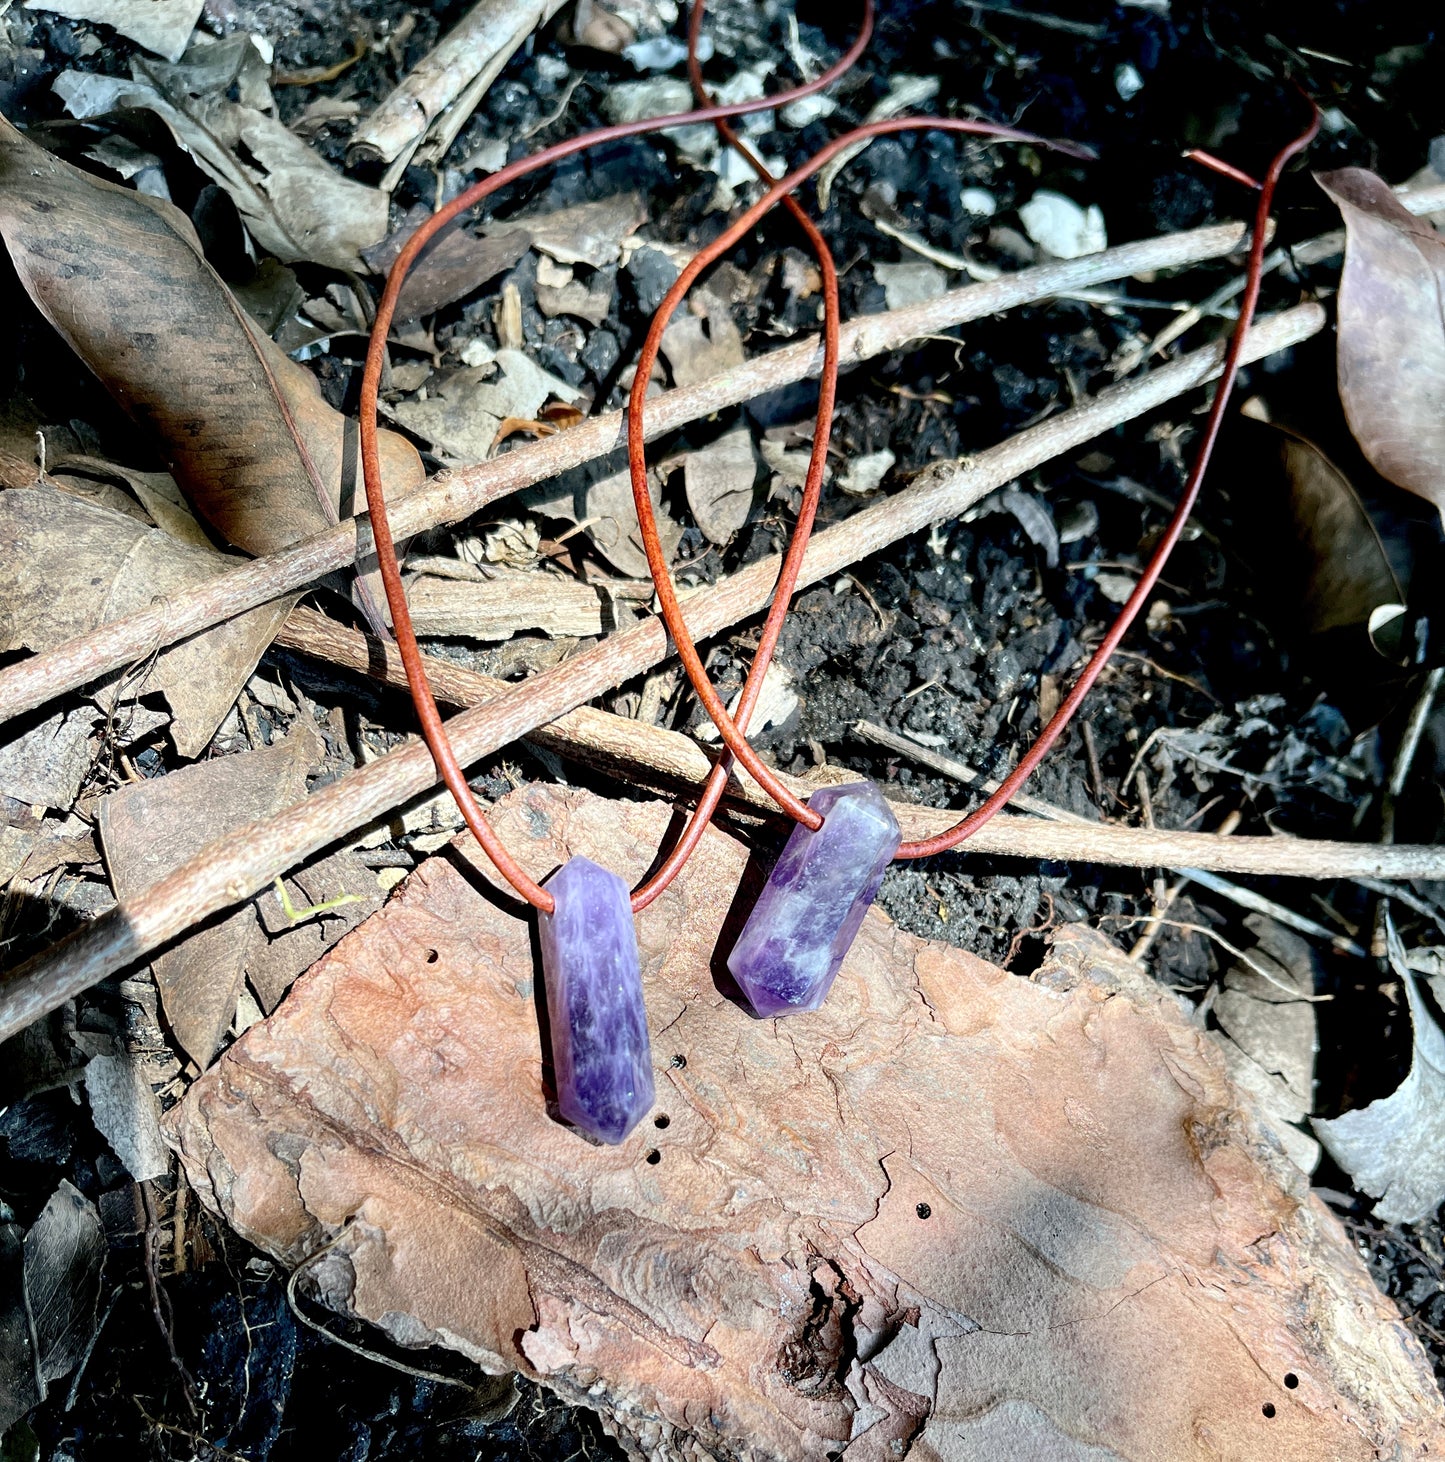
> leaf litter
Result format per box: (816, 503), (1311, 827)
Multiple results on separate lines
(53, 37), (389, 270)
(2, 0), (1445, 1448)
(0, 113), (424, 631)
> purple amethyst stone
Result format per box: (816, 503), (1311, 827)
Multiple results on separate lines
(538, 856), (654, 1143)
(727, 781), (900, 1018)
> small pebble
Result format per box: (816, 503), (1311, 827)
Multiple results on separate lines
(960, 186), (997, 217)
(1018, 191), (1107, 260)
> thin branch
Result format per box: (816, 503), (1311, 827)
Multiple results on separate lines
(0, 223), (1314, 729)
(7, 181), (1444, 729)
(7, 306), (1413, 1046)
(289, 615), (1445, 908)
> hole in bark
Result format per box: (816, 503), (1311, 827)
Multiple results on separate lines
(646, 1149), (661, 1165)
(670, 1054), (687, 1068)
(654, 1114), (670, 1128)
(1262, 1404), (1276, 1419)
(425, 949), (438, 963)
(915, 1203), (932, 1220)
(1283, 1373), (1299, 1389)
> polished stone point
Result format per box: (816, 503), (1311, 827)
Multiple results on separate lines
(727, 781), (901, 1018)
(538, 856), (654, 1144)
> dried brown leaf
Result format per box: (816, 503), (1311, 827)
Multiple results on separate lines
(0, 114), (424, 630)
(684, 423), (758, 544)
(23, 1180), (104, 1391)
(55, 42), (389, 270)
(392, 349), (581, 464)
(1265, 419), (1404, 637)
(1317, 167), (1445, 525)
(98, 723), (322, 1066)
(504, 191), (646, 268)
(248, 849), (382, 1015)
(362, 207), (531, 319)
(0, 486), (291, 757)
(24, 0), (200, 63)
(167, 786), (1444, 1460)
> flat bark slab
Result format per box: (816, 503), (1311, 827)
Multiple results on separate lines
(166, 786), (1445, 1460)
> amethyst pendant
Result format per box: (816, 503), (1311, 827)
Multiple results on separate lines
(538, 856), (654, 1143)
(727, 782), (901, 1018)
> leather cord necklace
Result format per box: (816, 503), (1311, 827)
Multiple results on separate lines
(359, 2), (1316, 1143)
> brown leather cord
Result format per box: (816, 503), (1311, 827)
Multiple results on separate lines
(358, 2), (876, 912)
(894, 99), (1320, 858)
(625, 113), (1094, 834)
(626, 0), (847, 909)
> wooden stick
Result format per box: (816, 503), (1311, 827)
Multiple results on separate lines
(284, 611), (1445, 902)
(8, 180), (1445, 731)
(0, 219), (1275, 729)
(0, 306), (1366, 1044)
(349, 0), (569, 178)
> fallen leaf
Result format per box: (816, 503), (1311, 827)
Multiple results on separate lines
(17, 812), (104, 882)
(997, 486), (1060, 567)
(362, 206), (531, 318)
(838, 448), (896, 499)
(85, 1051), (170, 1181)
(571, 460), (683, 577)
(1314, 919), (1445, 1225)
(393, 348), (582, 463)
(499, 191), (646, 268)
(1317, 168), (1445, 526)
(0, 486), (291, 758)
(601, 80), (715, 168)
(22, 1180), (104, 1393)
(684, 424), (757, 543)
(0, 113), (423, 628)
(874, 260), (947, 309)
(25, 0), (201, 63)
(660, 295), (744, 387)
(1211, 915), (1320, 1174)
(760, 434), (822, 491)
(696, 661), (795, 740)
(249, 850), (381, 1014)
(53, 454), (212, 547)
(0, 704), (103, 810)
(0, 822), (34, 883)
(1268, 420), (1406, 638)
(98, 723), (323, 1066)
(54, 40), (389, 270)
(166, 786), (1445, 1459)
(536, 272), (614, 324)
(0, 1216), (35, 1432)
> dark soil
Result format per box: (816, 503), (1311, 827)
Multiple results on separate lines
(2, 0), (1445, 1456)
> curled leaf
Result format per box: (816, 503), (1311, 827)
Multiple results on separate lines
(0, 113), (423, 630)
(54, 39), (388, 271)
(1317, 167), (1445, 525)
(1314, 919), (1445, 1225)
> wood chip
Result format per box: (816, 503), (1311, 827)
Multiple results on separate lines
(167, 786), (1445, 1459)
(408, 569), (622, 640)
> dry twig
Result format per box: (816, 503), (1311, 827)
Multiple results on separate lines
(0, 221), (1304, 727)
(15, 304), (1445, 1047)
